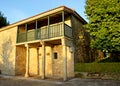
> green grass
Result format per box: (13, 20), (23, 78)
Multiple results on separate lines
(75, 63), (120, 73)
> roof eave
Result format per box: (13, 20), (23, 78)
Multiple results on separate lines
(0, 6), (87, 32)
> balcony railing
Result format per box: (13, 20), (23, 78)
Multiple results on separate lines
(17, 23), (72, 43)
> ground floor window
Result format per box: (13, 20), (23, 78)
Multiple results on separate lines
(54, 52), (58, 59)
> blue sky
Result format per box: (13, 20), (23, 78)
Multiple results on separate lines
(0, 0), (87, 24)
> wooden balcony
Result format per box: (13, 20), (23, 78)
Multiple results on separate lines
(17, 23), (72, 43)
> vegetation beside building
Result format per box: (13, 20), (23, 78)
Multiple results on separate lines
(0, 12), (9, 28)
(75, 63), (120, 73)
(85, 0), (120, 61)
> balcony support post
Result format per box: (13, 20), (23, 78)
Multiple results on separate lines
(25, 24), (27, 41)
(48, 16), (50, 38)
(17, 26), (19, 43)
(25, 44), (30, 77)
(35, 20), (38, 39)
(40, 41), (45, 79)
(62, 11), (65, 36)
(62, 38), (67, 81)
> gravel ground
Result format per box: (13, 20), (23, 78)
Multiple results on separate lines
(0, 75), (120, 86)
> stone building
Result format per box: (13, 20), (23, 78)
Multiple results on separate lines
(0, 6), (89, 80)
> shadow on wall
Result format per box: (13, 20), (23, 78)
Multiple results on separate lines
(0, 38), (14, 75)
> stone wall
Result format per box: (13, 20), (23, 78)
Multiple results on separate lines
(52, 45), (63, 78)
(28, 46), (53, 77)
(15, 46), (26, 75)
(21, 44), (64, 79)
(0, 27), (17, 75)
(71, 15), (91, 62)
(45, 46), (52, 78)
(65, 16), (71, 27)
(29, 48), (38, 75)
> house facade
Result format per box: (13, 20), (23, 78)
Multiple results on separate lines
(0, 6), (89, 80)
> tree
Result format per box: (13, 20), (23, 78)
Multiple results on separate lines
(85, 0), (120, 57)
(0, 12), (9, 28)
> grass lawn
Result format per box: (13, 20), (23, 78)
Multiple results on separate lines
(75, 63), (120, 73)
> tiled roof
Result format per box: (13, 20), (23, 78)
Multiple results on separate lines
(0, 6), (87, 31)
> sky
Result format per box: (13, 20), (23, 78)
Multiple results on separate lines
(0, 0), (87, 24)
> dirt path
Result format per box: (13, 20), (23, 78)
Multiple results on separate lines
(0, 76), (120, 86)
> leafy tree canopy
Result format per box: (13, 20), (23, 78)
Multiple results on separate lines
(0, 11), (9, 28)
(85, 0), (120, 54)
